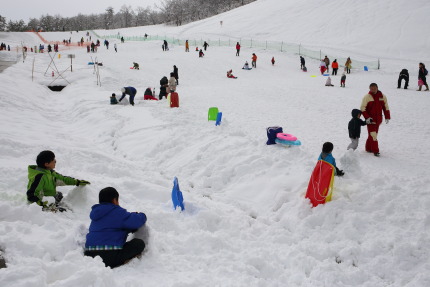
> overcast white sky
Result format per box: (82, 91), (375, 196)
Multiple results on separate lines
(2, 0), (162, 21)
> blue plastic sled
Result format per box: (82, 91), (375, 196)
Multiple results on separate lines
(215, 112), (222, 126)
(275, 138), (302, 146)
(364, 66), (368, 71)
(323, 74), (330, 76)
(172, 177), (184, 211)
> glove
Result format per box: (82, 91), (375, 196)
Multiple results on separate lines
(337, 170), (345, 177)
(76, 180), (90, 186)
(365, 118), (373, 124)
(54, 192), (63, 203)
(385, 119), (390, 124)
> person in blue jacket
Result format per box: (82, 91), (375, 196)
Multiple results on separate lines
(318, 142), (344, 176)
(84, 187), (147, 268)
(118, 87), (137, 106)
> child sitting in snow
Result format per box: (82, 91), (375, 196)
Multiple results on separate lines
(227, 69), (237, 79)
(325, 76), (334, 86)
(347, 109), (367, 151)
(341, 73), (346, 87)
(144, 88), (158, 100)
(242, 61), (252, 70)
(110, 93), (118, 105)
(199, 49), (204, 57)
(26, 150), (90, 211)
(318, 142), (344, 176)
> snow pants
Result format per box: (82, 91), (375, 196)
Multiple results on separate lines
(397, 76), (408, 89)
(365, 121), (381, 153)
(332, 68), (338, 76)
(84, 238), (145, 268)
(347, 138), (359, 150)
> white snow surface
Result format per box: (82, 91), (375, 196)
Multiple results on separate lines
(1, 1), (430, 286)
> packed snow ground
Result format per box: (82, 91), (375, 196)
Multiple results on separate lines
(1, 1), (430, 286)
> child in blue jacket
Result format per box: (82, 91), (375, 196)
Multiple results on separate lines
(85, 187), (147, 268)
(318, 142), (344, 176)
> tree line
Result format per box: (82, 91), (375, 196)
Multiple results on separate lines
(0, 0), (255, 32)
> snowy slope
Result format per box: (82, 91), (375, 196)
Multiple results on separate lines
(1, 1), (430, 286)
(93, 0), (430, 61)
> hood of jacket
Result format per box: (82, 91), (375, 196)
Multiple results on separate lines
(28, 165), (51, 180)
(90, 203), (118, 221)
(351, 109), (362, 118)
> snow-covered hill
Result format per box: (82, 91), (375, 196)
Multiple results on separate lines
(0, 0), (429, 286)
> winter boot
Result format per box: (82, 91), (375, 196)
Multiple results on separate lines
(425, 84), (429, 91)
(417, 86), (422, 91)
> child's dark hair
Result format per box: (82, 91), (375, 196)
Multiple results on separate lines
(170, 72), (174, 77)
(36, 150), (55, 168)
(369, 83), (378, 88)
(322, 142), (334, 153)
(111, 93), (116, 97)
(99, 187), (119, 203)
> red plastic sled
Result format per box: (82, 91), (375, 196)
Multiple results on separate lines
(305, 160), (335, 207)
(170, 92), (179, 108)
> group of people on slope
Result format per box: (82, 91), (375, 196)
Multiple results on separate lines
(397, 63), (429, 91)
(26, 150), (146, 268)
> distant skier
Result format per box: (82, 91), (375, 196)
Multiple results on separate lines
(300, 56), (305, 69)
(236, 42), (241, 56)
(397, 69), (409, 89)
(203, 41), (209, 51)
(271, 57), (275, 65)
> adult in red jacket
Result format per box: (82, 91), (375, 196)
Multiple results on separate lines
(236, 42), (241, 56)
(360, 83), (391, 156)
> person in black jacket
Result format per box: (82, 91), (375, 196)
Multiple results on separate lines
(397, 69), (409, 89)
(347, 109), (367, 150)
(418, 62), (429, 91)
(173, 65), (179, 85)
(300, 56), (305, 69)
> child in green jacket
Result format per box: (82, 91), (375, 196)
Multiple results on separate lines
(27, 150), (90, 211)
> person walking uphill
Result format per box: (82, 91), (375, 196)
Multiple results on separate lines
(300, 56), (306, 70)
(203, 41), (209, 51)
(236, 42), (241, 56)
(252, 53), (257, 68)
(185, 40), (189, 52)
(27, 150), (90, 212)
(417, 63), (429, 91)
(360, 83), (391, 157)
(84, 187), (147, 268)
(345, 57), (352, 74)
(119, 87), (137, 106)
